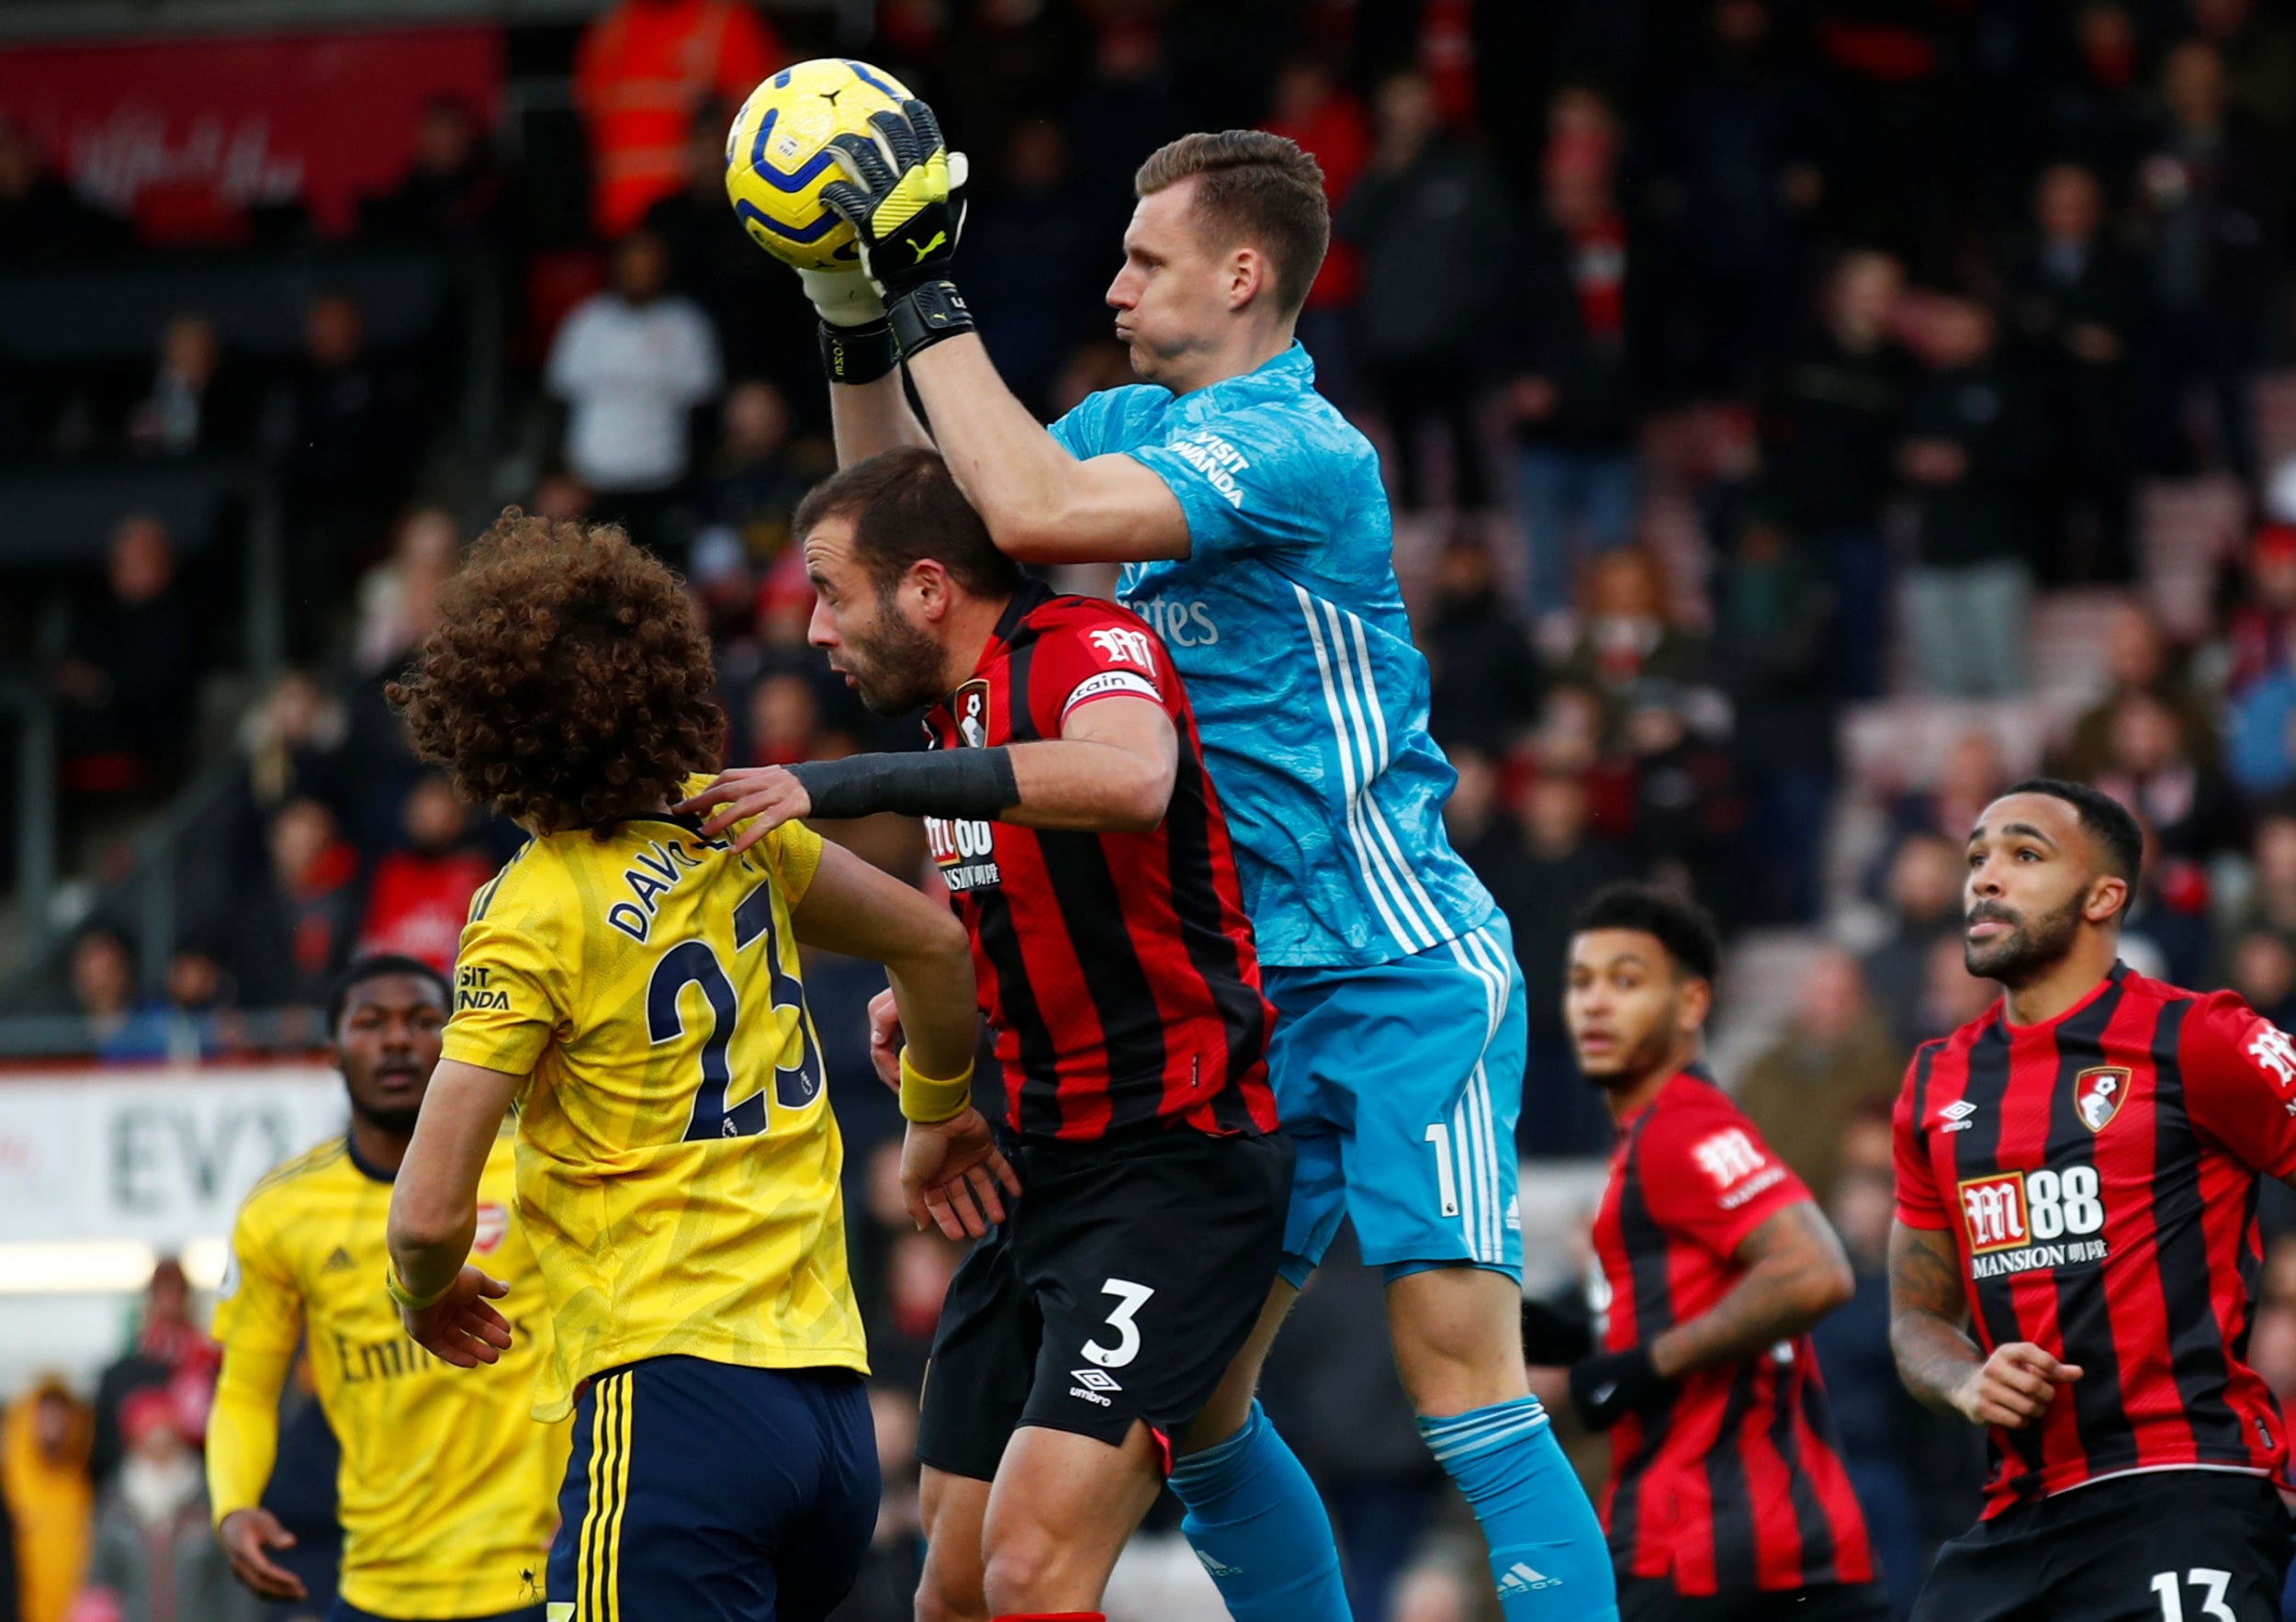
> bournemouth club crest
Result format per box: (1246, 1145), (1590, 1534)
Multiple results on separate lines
(2075, 1066), (2131, 1133)
(953, 680), (990, 750)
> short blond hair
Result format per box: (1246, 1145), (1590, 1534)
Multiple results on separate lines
(1134, 130), (1330, 315)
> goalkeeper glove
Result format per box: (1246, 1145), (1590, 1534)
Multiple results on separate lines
(822, 99), (975, 356)
(797, 267), (897, 386)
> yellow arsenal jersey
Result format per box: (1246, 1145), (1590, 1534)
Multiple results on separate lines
(213, 1129), (566, 1618)
(438, 783), (866, 1422)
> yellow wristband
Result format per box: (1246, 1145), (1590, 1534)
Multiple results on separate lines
(385, 1266), (452, 1314)
(899, 1048), (974, 1124)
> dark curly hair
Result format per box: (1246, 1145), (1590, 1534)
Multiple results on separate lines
(387, 510), (724, 833)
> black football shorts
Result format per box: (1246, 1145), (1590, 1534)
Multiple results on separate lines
(916, 1126), (1292, 1481)
(1911, 1469), (2293, 1622)
(1617, 1578), (1892, 1622)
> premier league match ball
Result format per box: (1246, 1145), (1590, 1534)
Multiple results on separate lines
(725, 57), (917, 271)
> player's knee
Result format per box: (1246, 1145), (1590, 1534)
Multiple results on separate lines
(917, 1560), (989, 1622)
(980, 1524), (1075, 1615)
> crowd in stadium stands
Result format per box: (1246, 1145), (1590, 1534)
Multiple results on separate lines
(12, 0), (2296, 1616)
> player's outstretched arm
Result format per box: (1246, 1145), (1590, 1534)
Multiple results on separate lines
(1888, 1220), (2082, 1426)
(1570, 1201), (1853, 1430)
(681, 698), (1177, 840)
(790, 843), (1017, 1238)
(905, 335), (1193, 565)
(386, 1058), (520, 1367)
(829, 366), (933, 466)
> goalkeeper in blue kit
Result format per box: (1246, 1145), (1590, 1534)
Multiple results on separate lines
(788, 106), (1615, 1622)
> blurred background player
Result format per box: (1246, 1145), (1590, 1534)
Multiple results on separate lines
(683, 446), (1290, 1622)
(797, 110), (1611, 1622)
(1546, 884), (1885, 1622)
(1891, 780), (2296, 1621)
(208, 953), (566, 1622)
(376, 513), (993, 1622)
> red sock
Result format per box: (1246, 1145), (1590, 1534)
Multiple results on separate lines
(992, 1615), (1104, 1621)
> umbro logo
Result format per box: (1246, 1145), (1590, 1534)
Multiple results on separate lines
(1069, 1368), (1120, 1408)
(321, 1246), (355, 1274)
(1939, 1100), (1977, 1134)
(1496, 1561), (1560, 1594)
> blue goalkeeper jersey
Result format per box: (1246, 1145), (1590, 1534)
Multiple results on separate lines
(1048, 343), (1494, 968)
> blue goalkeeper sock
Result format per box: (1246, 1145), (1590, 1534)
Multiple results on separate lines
(1418, 1397), (1616, 1621)
(1167, 1402), (1353, 1622)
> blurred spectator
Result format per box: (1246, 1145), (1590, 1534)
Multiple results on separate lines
(1062, 21), (1187, 249)
(965, 119), (1099, 416)
(745, 671), (839, 768)
(1554, 549), (1706, 742)
(865, 1230), (960, 1394)
(78, 1391), (246, 1622)
(52, 515), (198, 794)
(573, 0), (782, 237)
(231, 671), (350, 880)
(1890, 728), (2009, 850)
(1710, 510), (1836, 921)
(0, 118), (127, 265)
(264, 293), (427, 640)
(1896, 295), (2046, 697)
(234, 799), (362, 1009)
(1734, 948), (1903, 1206)
(1507, 89), (1638, 621)
(1761, 249), (1906, 699)
(1390, 1558), (1476, 1622)
(2226, 928), (2296, 1028)
(2007, 163), (2142, 584)
(354, 507), (460, 678)
(2222, 522), (2296, 702)
(2046, 2), (2152, 187)
(2137, 39), (2279, 492)
(1423, 535), (1537, 756)
(2196, 0), (2296, 143)
(546, 229), (723, 550)
(2089, 689), (2245, 862)
(2054, 603), (2218, 784)
(1647, 0), (1823, 397)
(1622, 682), (1744, 911)
(1339, 71), (1509, 513)
(1261, 54), (1371, 404)
(1863, 832), (1964, 1048)
(703, 380), (809, 566)
(2226, 807), (2296, 960)
(643, 104), (813, 388)
(1916, 930), (1998, 1041)
(67, 929), (171, 1065)
(121, 314), (256, 460)
(1473, 772), (1629, 1156)
(355, 776), (496, 973)
(357, 93), (502, 247)
(688, 529), (759, 652)
(89, 1261), (216, 1493)
(2, 1376), (93, 1622)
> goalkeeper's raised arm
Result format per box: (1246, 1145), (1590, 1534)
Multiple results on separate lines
(805, 107), (1322, 565)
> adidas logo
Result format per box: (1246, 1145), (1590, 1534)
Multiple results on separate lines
(1195, 1550), (1243, 1579)
(1496, 1561), (1560, 1595)
(321, 1246), (355, 1274)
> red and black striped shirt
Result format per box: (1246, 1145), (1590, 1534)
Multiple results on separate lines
(1893, 962), (2296, 1516)
(1592, 1068), (1876, 1595)
(921, 582), (1278, 1143)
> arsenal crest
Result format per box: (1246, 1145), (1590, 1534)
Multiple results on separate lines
(473, 1202), (509, 1254)
(2075, 1066), (2131, 1133)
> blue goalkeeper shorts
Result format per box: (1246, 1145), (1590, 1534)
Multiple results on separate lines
(1265, 917), (1525, 1288)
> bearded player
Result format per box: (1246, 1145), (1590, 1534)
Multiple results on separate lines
(769, 102), (1610, 1622)
(1891, 778), (2296, 1620)
(1550, 884), (1885, 1622)
(379, 513), (996, 1622)
(211, 954), (567, 1622)
(682, 445), (1289, 1622)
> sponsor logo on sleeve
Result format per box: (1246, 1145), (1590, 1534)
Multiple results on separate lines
(1693, 1127), (1788, 1209)
(1087, 625), (1156, 670)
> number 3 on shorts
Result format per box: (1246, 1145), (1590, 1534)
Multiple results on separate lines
(2152, 1569), (2236, 1622)
(1082, 1278), (1155, 1369)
